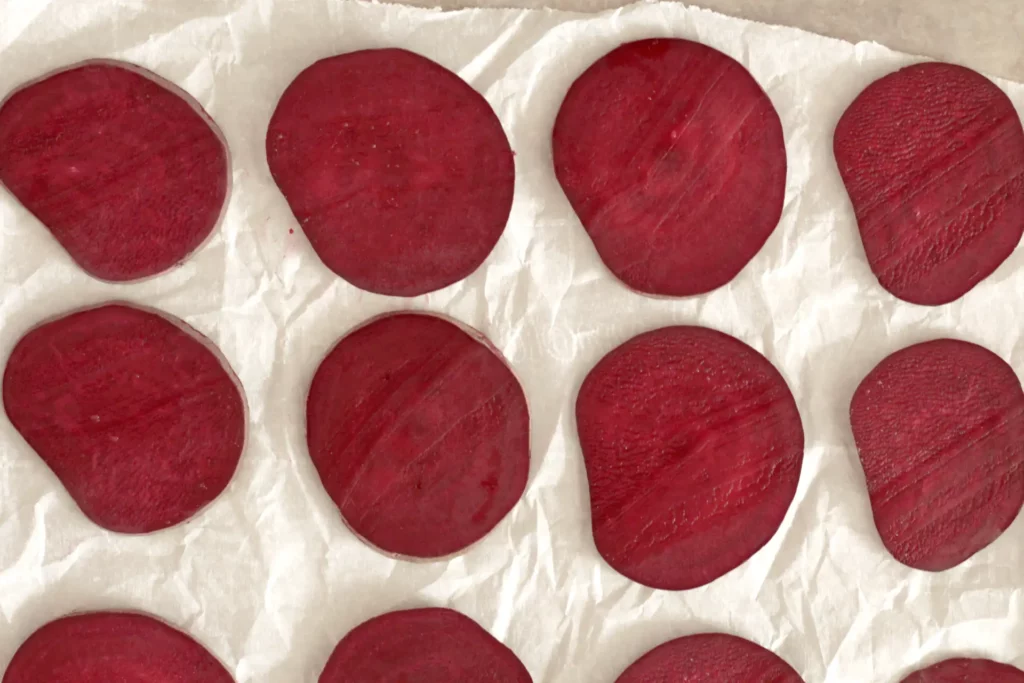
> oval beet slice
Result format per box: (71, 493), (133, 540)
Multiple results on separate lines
(0, 60), (229, 282)
(267, 49), (514, 297)
(552, 38), (787, 297)
(850, 339), (1024, 571)
(615, 633), (803, 683)
(320, 608), (531, 682)
(2, 304), (245, 533)
(576, 326), (803, 590)
(901, 658), (1024, 682)
(3, 611), (234, 683)
(834, 63), (1024, 305)
(306, 313), (529, 558)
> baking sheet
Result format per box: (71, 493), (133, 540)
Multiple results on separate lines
(1, 2), (1023, 681)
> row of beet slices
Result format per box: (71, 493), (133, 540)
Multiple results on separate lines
(0, 35), (1022, 683)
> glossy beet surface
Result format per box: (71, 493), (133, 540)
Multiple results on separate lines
(614, 633), (803, 683)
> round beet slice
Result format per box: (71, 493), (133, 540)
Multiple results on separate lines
(834, 63), (1024, 306)
(320, 607), (531, 682)
(576, 326), (803, 590)
(3, 611), (234, 683)
(901, 658), (1024, 682)
(306, 312), (529, 558)
(267, 49), (514, 297)
(615, 633), (803, 683)
(850, 339), (1024, 571)
(2, 304), (245, 533)
(0, 60), (228, 282)
(552, 38), (787, 297)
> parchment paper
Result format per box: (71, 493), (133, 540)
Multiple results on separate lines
(1, 2), (1023, 682)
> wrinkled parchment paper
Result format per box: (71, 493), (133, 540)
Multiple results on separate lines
(1, 2), (1023, 681)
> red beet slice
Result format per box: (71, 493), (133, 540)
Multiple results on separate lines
(834, 63), (1024, 305)
(901, 658), (1024, 682)
(552, 38), (787, 297)
(2, 304), (245, 533)
(306, 313), (529, 558)
(266, 49), (514, 297)
(320, 607), (531, 682)
(850, 339), (1024, 571)
(0, 60), (228, 282)
(615, 633), (803, 683)
(576, 326), (803, 590)
(3, 611), (234, 683)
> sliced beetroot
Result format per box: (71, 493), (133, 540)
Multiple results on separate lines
(3, 611), (234, 683)
(2, 304), (245, 533)
(576, 326), (803, 590)
(0, 60), (228, 282)
(320, 608), (531, 682)
(850, 339), (1024, 571)
(901, 658), (1024, 682)
(306, 313), (529, 558)
(615, 633), (804, 683)
(552, 38), (787, 297)
(834, 62), (1024, 305)
(266, 48), (514, 297)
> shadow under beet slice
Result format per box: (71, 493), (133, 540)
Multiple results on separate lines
(306, 312), (529, 558)
(3, 612), (234, 683)
(267, 48), (514, 297)
(0, 60), (228, 282)
(2, 304), (245, 533)
(834, 63), (1024, 305)
(850, 339), (1024, 571)
(901, 658), (1024, 682)
(576, 326), (803, 590)
(615, 633), (803, 683)
(552, 38), (786, 297)
(320, 608), (531, 683)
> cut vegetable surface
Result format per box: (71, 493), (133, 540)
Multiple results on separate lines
(900, 658), (1024, 682)
(553, 38), (787, 297)
(0, 61), (228, 281)
(3, 304), (245, 533)
(576, 326), (803, 590)
(267, 48), (514, 296)
(834, 62), (1024, 305)
(850, 339), (1024, 571)
(614, 633), (804, 683)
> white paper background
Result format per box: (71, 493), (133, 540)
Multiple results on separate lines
(1, 1), (1023, 681)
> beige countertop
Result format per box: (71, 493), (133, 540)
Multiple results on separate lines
(395, 0), (1024, 82)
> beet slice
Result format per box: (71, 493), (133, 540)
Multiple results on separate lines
(0, 60), (228, 282)
(834, 63), (1024, 305)
(266, 48), (514, 297)
(306, 312), (529, 558)
(615, 633), (803, 683)
(552, 38), (787, 297)
(2, 304), (245, 533)
(901, 658), (1024, 682)
(576, 326), (803, 590)
(850, 339), (1024, 571)
(3, 611), (233, 683)
(320, 607), (531, 682)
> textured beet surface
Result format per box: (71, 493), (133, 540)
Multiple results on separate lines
(2, 612), (234, 683)
(576, 326), (803, 590)
(267, 48), (514, 297)
(0, 61), (228, 282)
(3, 304), (245, 533)
(552, 38), (786, 297)
(850, 339), (1024, 571)
(834, 63), (1024, 306)
(320, 608), (531, 683)
(615, 633), (803, 683)
(306, 313), (529, 558)
(901, 658), (1024, 682)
